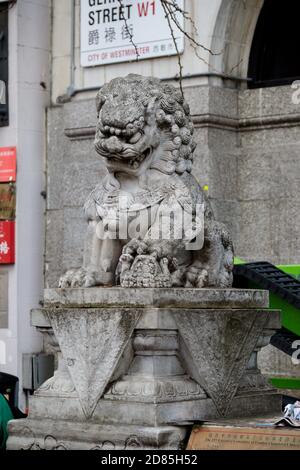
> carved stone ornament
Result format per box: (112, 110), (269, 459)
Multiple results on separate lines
(59, 74), (234, 289)
(47, 308), (141, 418)
(174, 309), (271, 416)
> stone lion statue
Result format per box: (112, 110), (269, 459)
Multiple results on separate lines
(59, 74), (233, 288)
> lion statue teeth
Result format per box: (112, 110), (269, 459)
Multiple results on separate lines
(59, 74), (234, 289)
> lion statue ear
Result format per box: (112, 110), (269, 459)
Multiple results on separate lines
(96, 91), (106, 117)
(145, 96), (158, 121)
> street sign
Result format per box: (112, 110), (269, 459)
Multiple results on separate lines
(0, 183), (16, 220)
(0, 147), (16, 182)
(80, 0), (184, 67)
(0, 220), (15, 264)
(187, 423), (300, 450)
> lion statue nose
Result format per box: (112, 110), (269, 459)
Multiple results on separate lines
(104, 136), (124, 154)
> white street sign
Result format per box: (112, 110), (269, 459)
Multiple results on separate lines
(80, 0), (185, 67)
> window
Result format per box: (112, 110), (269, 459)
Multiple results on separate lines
(0, 3), (8, 126)
(248, 0), (300, 89)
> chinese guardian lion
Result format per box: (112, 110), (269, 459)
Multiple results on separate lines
(59, 74), (233, 289)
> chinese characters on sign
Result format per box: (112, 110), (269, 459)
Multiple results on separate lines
(81, 0), (184, 66)
(0, 221), (15, 264)
(0, 147), (16, 264)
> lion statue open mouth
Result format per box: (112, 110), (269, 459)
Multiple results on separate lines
(59, 74), (233, 289)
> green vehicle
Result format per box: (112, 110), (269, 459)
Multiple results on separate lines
(234, 259), (300, 393)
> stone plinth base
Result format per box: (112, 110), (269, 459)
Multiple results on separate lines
(7, 288), (281, 450)
(8, 419), (187, 450)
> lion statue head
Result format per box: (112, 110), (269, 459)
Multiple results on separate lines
(94, 74), (196, 177)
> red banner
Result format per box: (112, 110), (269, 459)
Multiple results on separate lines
(0, 220), (15, 264)
(0, 147), (17, 182)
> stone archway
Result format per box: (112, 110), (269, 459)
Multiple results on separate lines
(210, 0), (264, 83)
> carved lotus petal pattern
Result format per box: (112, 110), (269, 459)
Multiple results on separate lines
(105, 375), (206, 403)
(48, 308), (141, 418)
(174, 309), (270, 416)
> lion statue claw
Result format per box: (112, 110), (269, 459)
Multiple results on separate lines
(59, 74), (233, 289)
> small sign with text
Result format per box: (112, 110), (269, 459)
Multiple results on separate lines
(80, 0), (184, 66)
(0, 220), (15, 264)
(0, 147), (16, 183)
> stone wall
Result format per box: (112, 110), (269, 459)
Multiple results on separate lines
(258, 344), (300, 379)
(237, 86), (300, 263)
(45, 83), (300, 287)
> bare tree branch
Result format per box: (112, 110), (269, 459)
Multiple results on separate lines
(161, 0), (184, 97)
(117, 0), (140, 61)
(228, 57), (244, 75)
(161, 0), (222, 57)
(160, 0), (227, 94)
(117, 0), (242, 96)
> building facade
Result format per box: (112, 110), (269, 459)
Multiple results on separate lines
(0, 0), (50, 407)
(0, 0), (300, 404)
(47, 0), (300, 286)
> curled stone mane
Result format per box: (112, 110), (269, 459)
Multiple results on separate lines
(95, 74), (196, 175)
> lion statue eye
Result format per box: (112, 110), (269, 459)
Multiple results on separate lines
(129, 131), (142, 144)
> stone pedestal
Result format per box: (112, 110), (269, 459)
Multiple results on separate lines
(7, 288), (281, 450)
